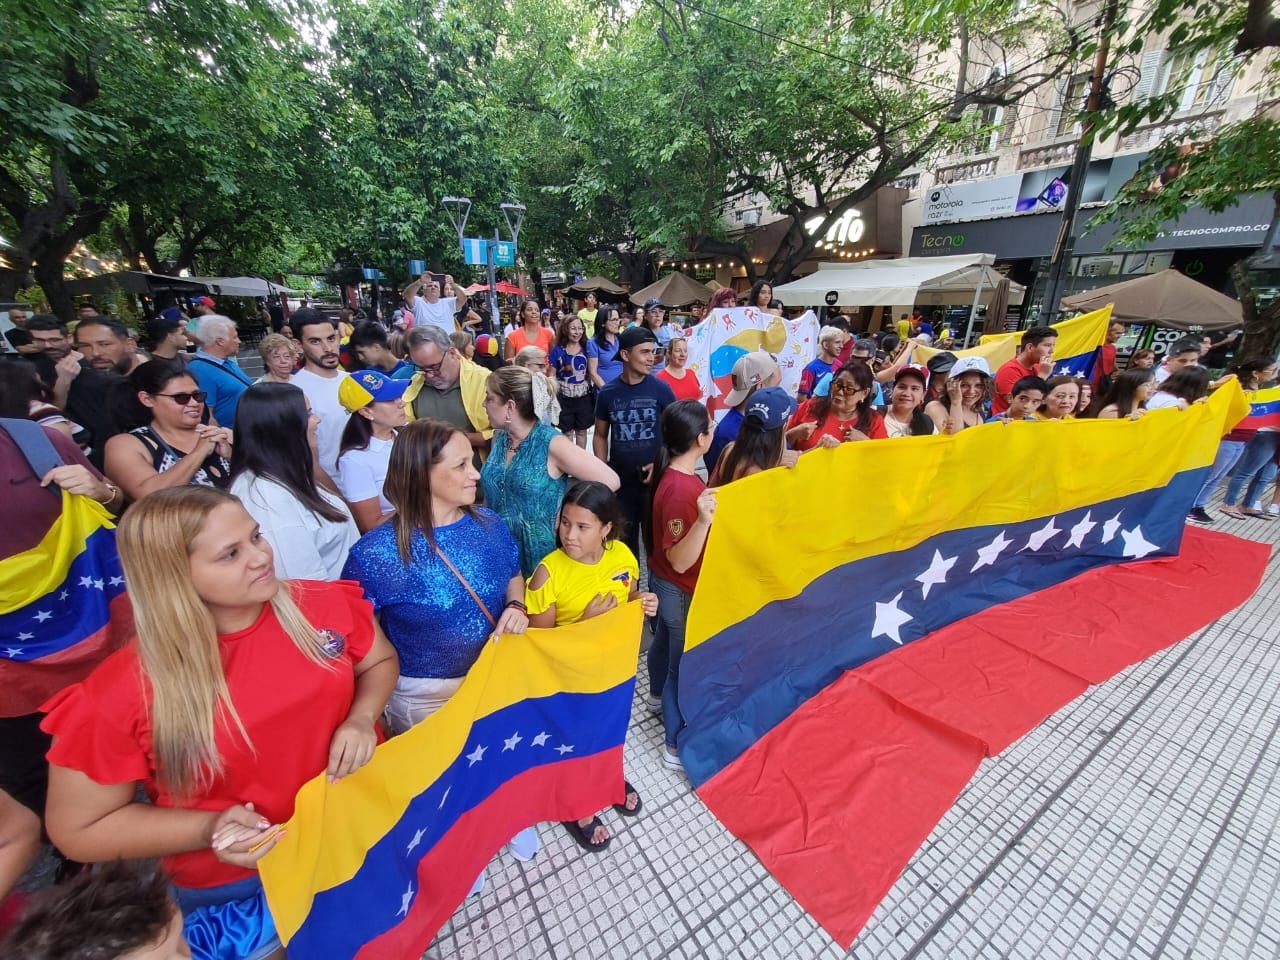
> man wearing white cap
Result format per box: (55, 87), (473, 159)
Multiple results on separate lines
(705, 352), (782, 475)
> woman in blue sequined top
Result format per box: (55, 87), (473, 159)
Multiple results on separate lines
(342, 419), (530, 724)
(479, 366), (620, 578)
(342, 417), (540, 875)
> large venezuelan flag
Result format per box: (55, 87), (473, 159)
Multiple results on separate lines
(259, 602), (642, 959)
(1237, 385), (1280, 431)
(915, 304), (1112, 379)
(680, 385), (1267, 946)
(1, 491), (131, 714)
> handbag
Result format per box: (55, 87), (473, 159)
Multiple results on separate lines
(432, 543), (497, 628)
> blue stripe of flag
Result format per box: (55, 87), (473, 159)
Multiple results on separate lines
(678, 466), (1205, 788)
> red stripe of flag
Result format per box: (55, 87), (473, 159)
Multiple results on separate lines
(353, 746), (625, 959)
(697, 528), (1270, 947)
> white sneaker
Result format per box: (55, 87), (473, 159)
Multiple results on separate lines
(507, 825), (539, 861)
(662, 747), (683, 770)
(646, 693), (662, 712)
(1268, 504), (1279, 516)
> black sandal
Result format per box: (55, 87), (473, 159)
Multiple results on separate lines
(561, 816), (611, 852)
(612, 780), (643, 817)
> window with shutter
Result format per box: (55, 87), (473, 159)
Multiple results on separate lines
(1131, 49), (1165, 102)
(1044, 76), (1068, 140)
(998, 103), (1020, 145)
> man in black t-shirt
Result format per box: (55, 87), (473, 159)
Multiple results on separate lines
(593, 326), (676, 560)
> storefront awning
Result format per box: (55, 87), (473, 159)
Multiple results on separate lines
(63, 271), (208, 296)
(186, 276), (295, 297)
(772, 254), (1025, 308)
(1060, 268), (1242, 330)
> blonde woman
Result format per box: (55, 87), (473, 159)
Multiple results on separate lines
(42, 486), (398, 960)
(255, 333), (297, 384)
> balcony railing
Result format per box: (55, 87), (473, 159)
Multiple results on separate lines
(1120, 111), (1225, 152)
(934, 155), (999, 184)
(1018, 140), (1078, 170)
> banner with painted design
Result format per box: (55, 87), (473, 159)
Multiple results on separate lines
(684, 308), (820, 420)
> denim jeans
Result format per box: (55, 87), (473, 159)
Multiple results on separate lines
(649, 574), (692, 750)
(615, 477), (649, 576)
(1224, 432), (1280, 507)
(1193, 440), (1246, 509)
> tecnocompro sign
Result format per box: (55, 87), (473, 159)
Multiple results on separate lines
(911, 193), (1274, 258)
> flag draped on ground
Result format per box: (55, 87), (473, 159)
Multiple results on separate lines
(684, 307), (820, 419)
(679, 385), (1268, 947)
(914, 305), (1112, 379)
(259, 602), (642, 959)
(0, 491), (131, 708)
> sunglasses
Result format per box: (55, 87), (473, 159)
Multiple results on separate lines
(831, 380), (862, 394)
(155, 390), (208, 405)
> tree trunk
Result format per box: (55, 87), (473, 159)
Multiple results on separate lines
(0, 269), (27, 303)
(34, 249), (76, 323)
(1233, 188), (1280, 356)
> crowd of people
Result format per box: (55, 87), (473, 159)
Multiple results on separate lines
(0, 287), (1272, 959)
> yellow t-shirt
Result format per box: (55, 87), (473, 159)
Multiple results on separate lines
(525, 541), (640, 625)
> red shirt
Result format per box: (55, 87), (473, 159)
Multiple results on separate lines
(648, 469), (706, 596)
(787, 399), (888, 451)
(656, 367), (703, 402)
(42, 580), (374, 888)
(992, 357), (1036, 415)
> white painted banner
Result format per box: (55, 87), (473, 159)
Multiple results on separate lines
(682, 307), (820, 421)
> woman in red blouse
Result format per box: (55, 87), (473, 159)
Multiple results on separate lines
(785, 361), (887, 451)
(41, 486), (398, 960)
(656, 336), (702, 402)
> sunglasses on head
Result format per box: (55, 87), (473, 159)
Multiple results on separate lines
(155, 390), (208, 405)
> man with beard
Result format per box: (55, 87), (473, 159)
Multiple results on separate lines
(290, 308), (350, 478)
(189, 314), (253, 427)
(72, 317), (146, 376)
(22, 315), (123, 467)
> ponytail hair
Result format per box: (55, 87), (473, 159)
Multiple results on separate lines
(645, 399), (710, 554)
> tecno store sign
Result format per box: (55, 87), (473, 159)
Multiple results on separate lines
(919, 231), (967, 250)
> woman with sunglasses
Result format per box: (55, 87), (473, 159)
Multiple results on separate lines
(785, 361), (887, 451)
(104, 360), (232, 502)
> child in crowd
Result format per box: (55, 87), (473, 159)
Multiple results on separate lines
(986, 376), (1047, 423)
(526, 481), (657, 852)
(1, 860), (189, 960)
(449, 330), (475, 360)
(646, 400), (718, 770)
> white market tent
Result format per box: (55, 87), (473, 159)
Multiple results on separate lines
(772, 254), (1024, 308)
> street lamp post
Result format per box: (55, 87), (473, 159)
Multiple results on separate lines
(442, 196), (525, 339)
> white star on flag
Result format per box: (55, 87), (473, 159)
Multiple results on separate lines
(78, 576), (94, 588)
(1021, 517), (1061, 552)
(406, 828), (425, 854)
(17, 632), (33, 641)
(438, 786), (450, 809)
(465, 744), (486, 766)
(4, 648), (23, 657)
(397, 883), (414, 917)
(109, 576), (125, 587)
(872, 591), (913, 645)
(503, 732), (523, 752)
(554, 744), (574, 755)
(93, 579), (104, 590)
(1065, 511), (1097, 549)
(34, 610), (52, 622)
(1120, 526), (1159, 559)
(915, 549), (957, 599)
(1101, 512), (1123, 544)
(531, 731), (550, 747)
(58, 590), (69, 601)
(971, 530), (1013, 571)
